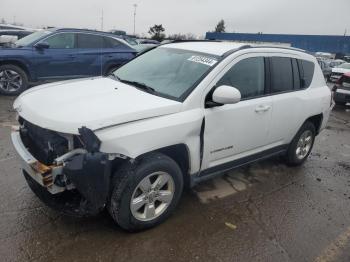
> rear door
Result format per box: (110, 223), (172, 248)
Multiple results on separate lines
(75, 33), (105, 76)
(267, 56), (313, 145)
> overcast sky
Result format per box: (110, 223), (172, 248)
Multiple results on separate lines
(1, 0), (349, 37)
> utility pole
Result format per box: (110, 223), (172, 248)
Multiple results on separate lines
(101, 9), (104, 31)
(133, 4), (137, 35)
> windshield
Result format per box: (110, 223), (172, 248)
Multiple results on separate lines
(337, 63), (350, 69)
(15, 30), (51, 47)
(113, 47), (219, 100)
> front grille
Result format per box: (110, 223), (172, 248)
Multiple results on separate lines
(19, 118), (68, 165)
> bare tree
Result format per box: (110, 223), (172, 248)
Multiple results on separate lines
(214, 19), (226, 33)
(148, 24), (166, 41)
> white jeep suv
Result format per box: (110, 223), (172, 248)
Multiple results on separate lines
(11, 41), (332, 231)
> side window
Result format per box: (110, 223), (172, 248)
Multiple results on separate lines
(104, 37), (125, 48)
(217, 57), (265, 99)
(270, 57), (294, 93)
(298, 60), (315, 88)
(44, 33), (75, 48)
(77, 33), (104, 48)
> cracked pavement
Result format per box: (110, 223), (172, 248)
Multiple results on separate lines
(0, 95), (350, 262)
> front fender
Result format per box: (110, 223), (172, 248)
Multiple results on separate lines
(96, 109), (204, 174)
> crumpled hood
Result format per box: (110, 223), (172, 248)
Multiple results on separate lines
(14, 77), (182, 134)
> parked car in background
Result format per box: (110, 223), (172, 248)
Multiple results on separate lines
(329, 59), (345, 68)
(0, 23), (35, 31)
(114, 36), (158, 53)
(137, 39), (160, 45)
(0, 29), (34, 46)
(334, 72), (350, 106)
(11, 42), (332, 231)
(330, 63), (350, 82)
(0, 28), (137, 95)
(317, 59), (332, 81)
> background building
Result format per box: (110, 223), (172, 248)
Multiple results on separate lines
(206, 32), (350, 54)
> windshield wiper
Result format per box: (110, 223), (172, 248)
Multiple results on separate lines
(117, 78), (156, 93)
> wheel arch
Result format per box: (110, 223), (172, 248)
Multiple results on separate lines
(305, 113), (323, 135)
(127, 144), (192, 188)
(0, 59), (32, 81)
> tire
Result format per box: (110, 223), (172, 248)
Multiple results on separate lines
(108, 152), (184, 231)
(285, 121), (316, 166)
(0, 64), (29, 95)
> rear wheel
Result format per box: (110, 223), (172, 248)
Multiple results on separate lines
(285, 121), (316, 166)
(108, 152), (184, 231)
(0, 64), (28, 95)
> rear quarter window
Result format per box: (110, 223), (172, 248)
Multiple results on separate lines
(104, 37), (127, 48)
(298, 60), (315, 89)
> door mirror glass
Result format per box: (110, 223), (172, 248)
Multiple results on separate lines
(34, 42), (50, 49)
(212, 85), (241, 105)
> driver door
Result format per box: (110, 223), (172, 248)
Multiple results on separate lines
(32, 32), (79, 80)
(202, 55), (273, 171)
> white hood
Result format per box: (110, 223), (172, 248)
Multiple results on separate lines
(14, 77), (182, 134)
(332, 67), (350, 74)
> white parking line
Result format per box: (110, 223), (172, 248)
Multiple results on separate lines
(314, 226), (350, 262)
(0, 122), (16, 128)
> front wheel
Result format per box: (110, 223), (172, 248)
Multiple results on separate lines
(108, 153), (184, 231)
(0, 64), (29, 95)
(285, 121), (316, 166)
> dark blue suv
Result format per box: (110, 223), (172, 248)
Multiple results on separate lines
(0, 28), (137, 95)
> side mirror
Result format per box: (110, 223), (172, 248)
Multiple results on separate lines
(34, 42), (50, 49)
(211, 85), (241, 105)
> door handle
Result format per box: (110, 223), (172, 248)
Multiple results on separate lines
(68, 54), (76, 59)
(255, 105), (271, 113)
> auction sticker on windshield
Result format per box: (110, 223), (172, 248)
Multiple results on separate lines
(188, 56), (218, 66)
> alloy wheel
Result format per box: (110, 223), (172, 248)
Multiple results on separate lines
(0, 70), (23, 92)
(130, 171), (175, 221)
(296, 130), (313, 160)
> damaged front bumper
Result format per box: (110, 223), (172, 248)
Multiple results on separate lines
(11, 128), (113, 215)
(11, 129), (70, 194)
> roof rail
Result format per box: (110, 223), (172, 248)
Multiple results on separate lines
(221, 44), (306, 58)
(250, 44), (305, 52)
(222, 44), (251, 57)
(55, 28), (113, 35)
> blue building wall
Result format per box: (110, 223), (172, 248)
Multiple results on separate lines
(205, 32), (350, 54)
